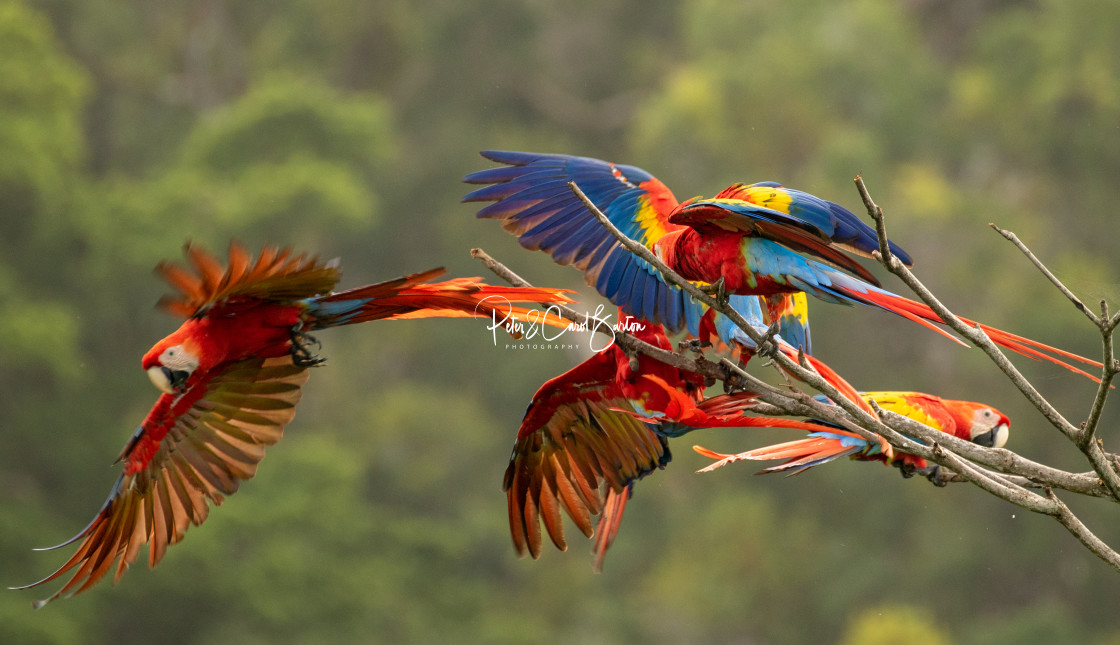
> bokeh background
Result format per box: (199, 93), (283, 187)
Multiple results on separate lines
(3, 0), (1120, 642)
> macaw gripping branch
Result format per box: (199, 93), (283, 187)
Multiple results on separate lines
(474, 176), (1120, 574)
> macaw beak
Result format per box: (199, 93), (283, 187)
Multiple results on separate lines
(147, 366), (190, 394)
(973, 430), (996, 448)
(973, 423), (1010, 449)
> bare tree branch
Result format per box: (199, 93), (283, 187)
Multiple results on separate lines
(990, 223), (1096, 323)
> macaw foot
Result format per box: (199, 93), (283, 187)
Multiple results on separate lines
(897, 461), (949, 487)
(699, 277), (729, 307)
(678, 338), (711, 354)
(289, 328), (326, 367)
(755, 322), (784, 359)
(915, 464), (949, 487)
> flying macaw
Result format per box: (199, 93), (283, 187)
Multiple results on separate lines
(463, 150), (1100, 379)
(505, 310), (842, 569)
(15, 243), (573, 607)
(694, 391), (1010, 482)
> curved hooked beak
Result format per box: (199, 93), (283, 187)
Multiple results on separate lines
(147, 366), (190, 394)
(973, 423), (1010, 449)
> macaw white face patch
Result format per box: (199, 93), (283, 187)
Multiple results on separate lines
(970, 407), (1009, 449)
(146, 345), (200, 394)
(159, 345), (200, 373)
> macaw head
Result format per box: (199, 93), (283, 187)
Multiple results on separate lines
(141, 333), (201, 395)
(967, 405), (1010, 449)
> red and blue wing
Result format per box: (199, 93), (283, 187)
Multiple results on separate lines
(709, 182), (913, 266)
(464, 151), (701, 333)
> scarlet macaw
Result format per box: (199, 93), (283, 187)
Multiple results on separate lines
(694, 391), (1010, 482)
(463, 151), (1099, 378)
(505, 310), (841, 569)
(16, 243), (573, 607)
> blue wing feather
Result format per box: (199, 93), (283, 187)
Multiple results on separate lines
(464, 150), (700, 331)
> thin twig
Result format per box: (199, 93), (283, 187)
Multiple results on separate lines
(927, 443), (1055, 512)
(1083, 304), (1119, 443)
(855, 174), (894, 266)
(1046, 490), (1120, 572)
(990, 223), (1096, 322)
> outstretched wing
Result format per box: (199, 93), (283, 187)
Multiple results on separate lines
(157, 242), (341, 318)
(16, 356), (309, 607)
(464, 150), (702, 333)
(503, 355), (669, 559)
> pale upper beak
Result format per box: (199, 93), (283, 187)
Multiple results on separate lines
(973, 423), (1010, 449)
(147, 366), (190, 394)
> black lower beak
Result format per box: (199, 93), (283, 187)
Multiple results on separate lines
(162, 366), (190, 393)
(973, 430), (996, 447)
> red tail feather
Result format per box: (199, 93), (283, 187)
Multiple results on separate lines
(694, 428), (868, 475)
(845, 286), (1102, 380)
(316, 274), (573, 332)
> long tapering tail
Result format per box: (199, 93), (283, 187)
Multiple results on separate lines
(818, 272), (1102, 380)
(308, 268), (573, 332)
(693, 429), (874, 475)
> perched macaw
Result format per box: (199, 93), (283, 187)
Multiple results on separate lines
(694, 391), (1010, 483)
(16, 243), (573, 607)
(463, 150), (1100, 379)
(506, 311), (828, 569)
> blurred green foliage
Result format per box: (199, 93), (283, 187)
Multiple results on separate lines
(839, 605), (954, 645)
(2, 0), (1120, 642)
